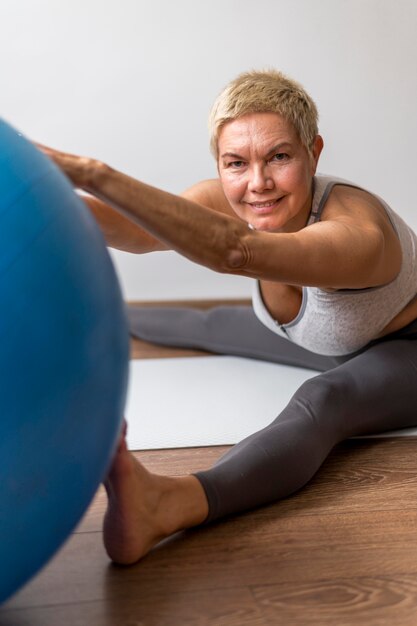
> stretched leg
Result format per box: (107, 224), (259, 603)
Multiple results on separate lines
(104, 336), (417, 562)
(195, 336), (417, 521)
(127, 304), (347, 370)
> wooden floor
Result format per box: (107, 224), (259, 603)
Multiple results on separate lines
(2, 304), (417, 625)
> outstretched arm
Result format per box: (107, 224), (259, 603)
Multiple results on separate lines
(39, 144), (250, 271)
(40, 145), (401, 289)
(90, 163), (250, 274)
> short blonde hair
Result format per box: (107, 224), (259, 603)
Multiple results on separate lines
(209, 69), (319, 158)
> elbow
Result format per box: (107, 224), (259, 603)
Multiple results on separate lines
(221, 234), (253, 274)
(202, 221), (254, 275)
(88, 159), (113, 191)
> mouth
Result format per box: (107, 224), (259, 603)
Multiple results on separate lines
(246, 198), (283, 214)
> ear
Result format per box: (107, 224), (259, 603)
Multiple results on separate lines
(310, 135), (324, 174)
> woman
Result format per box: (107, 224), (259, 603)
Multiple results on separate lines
(40, 70), (417, 565)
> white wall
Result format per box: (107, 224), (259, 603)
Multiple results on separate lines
(1, 0), (416, 300)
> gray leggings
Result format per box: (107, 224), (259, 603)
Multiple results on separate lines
(128, 305), (417, 523)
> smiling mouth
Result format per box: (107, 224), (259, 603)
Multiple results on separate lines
(247, 198), (282, 213)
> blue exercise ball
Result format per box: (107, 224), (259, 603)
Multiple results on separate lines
(0, 119), (130, 603)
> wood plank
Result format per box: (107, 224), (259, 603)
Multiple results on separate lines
(0, 585), (266, 626)
(1, 530), (270, 619)
(252, 575), (417, 626)
(4, 505), (417, 621)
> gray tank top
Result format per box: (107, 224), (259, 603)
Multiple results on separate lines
(252, 174), (417, 356)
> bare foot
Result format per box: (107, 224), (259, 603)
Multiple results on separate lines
(103, 433), (209, 565)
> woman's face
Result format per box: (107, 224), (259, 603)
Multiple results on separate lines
(217, 112), (323, 233)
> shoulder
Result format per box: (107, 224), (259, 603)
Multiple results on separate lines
(322, 183), (394, 231)
(181, 179), (235, 216)
(319, 183), (402, 278)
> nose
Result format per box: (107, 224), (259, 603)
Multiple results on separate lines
(247, 164), (274, 193)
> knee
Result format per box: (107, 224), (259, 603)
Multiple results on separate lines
(291, 371), (351, 425)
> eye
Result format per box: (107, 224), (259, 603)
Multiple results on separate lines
(226, 160), (245, 168)
(270, 153), (288, 162)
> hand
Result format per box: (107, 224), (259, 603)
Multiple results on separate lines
(34, 142), (100, 190)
